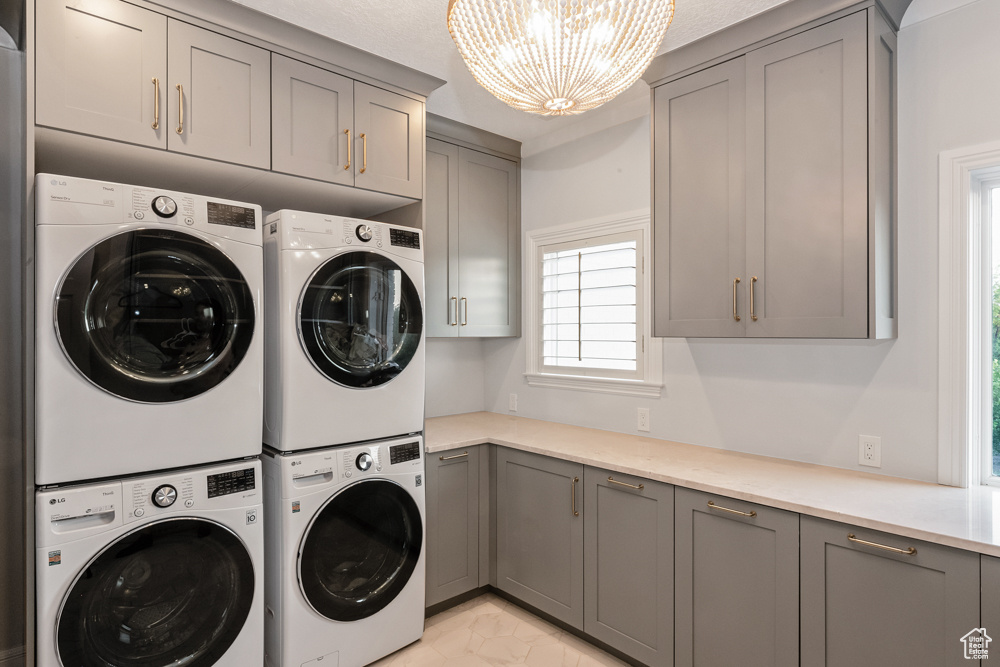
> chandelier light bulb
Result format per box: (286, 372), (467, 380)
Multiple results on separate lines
(447, 0), (675, 116)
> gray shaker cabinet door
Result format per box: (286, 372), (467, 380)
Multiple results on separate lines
(36, 0), (167, 148)
(271, 54), (354, 186)
(354, 82), (423, 199)
(496, 448), (584, 628)
(800, 516), (981, 667)
(457, 148), (519, 337)
(652, 57), (746, 338)
(745, 11), (869, 338)
(425, 446), (480, 607)
(425, 138), (461, 337)
(584, 468), (673, 667)
(982, 555), (1000, 649)
(167, 19), (270, 169)
(674, 488), (799, 667)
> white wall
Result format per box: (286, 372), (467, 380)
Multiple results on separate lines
(425, 338), (487, 417)
(426, 0), (1000, 483)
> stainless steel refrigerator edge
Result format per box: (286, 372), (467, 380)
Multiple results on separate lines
(0, 0), (26, 664)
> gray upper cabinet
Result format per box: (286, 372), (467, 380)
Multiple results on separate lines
(674, 488), (799, 667)
(36, 0), (167, 148)
(271, 54), (354, 186)
(167, 19), (270, 169)
(652, 57), (746, 337)
(496, 447), (584, 628)
(800, 516), (981, 667)
(354, 82), (423, 199)
(425, 138), (520, 337)
(425, 446), (481, 607)
(584, 467), (673, 667)
(650, 7), (897, 339)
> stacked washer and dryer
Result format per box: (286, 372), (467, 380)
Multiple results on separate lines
(33, 175), (266, 666)
(261, 210), (427, 667)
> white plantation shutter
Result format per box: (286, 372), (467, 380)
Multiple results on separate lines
(540, 231), (642, 378)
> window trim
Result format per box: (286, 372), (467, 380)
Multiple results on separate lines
(937, 140), (1000, 487)
(525, 210), (662, 397)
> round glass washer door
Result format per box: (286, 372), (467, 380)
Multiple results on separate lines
(298, 479), (422, 622)
(55, 228), (255, 403)
(298, 251), (422, 388)
(56, 518), (256, 667)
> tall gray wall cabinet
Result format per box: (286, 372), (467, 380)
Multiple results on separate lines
(800, 516), (980, 667)
(425, 115), (520, 337)
(674, 488), (798, 667)
(644, 0), (904, 339)
(495, 448), (584, 627)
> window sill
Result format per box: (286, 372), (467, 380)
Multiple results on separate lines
(524, 373), (663, 398)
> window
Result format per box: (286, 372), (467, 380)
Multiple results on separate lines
(525, 212), (662, 397)
(986, 182), (1000, 482)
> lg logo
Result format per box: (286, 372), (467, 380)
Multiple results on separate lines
(48, 498), (66, 505)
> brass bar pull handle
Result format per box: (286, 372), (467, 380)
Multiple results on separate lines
(344, 129), (351, 170)
(733, 277), (741, 322)
(175, 84), (184, 135)
(151, 78), (160, 130)
(359, 133), (367, 173)
(451, 297), (458, 326)
(707, 500), (757, 518)
(439, 451), (468, 461)
(571, 477), (579, 516)
(608, 476), (644, 490)
(847, 533), (917, 556)
(750, 276), (758, 321)
(461, 297), (468, 326)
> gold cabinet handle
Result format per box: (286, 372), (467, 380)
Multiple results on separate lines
(344, 129), (352, 170)
(608, 476), (644, 490)
(359, 132), (367, 173)
(732, 277), (741, 322)
(175, 83), (184, 135)
(439, 451), (468, 461)
(750, 276), (758, 321)
(151, 77), (160, 130)
(571, 476), (579, 517)
(461, 297), (468, 326)
(707, 500), (757, 518)
(451, 297), (458, 326)
(847, 533), (917, 556)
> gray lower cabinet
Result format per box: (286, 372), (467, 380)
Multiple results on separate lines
(801, 516), (981, 667)
(496, 447), (584, 628)
(983, 555), (1000, 651)
(584, 467), (673, 666)
(425, 446), (481, 607)
(674, 488), (799, 667)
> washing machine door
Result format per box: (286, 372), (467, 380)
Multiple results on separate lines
(299, 479), (422, 622)
(56, 518), (255, 667)
(298, 251), (422, 388)
(55, 228), (255, 403)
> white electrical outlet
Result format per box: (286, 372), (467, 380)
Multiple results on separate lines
(637, 408), (650, 432)
(509, 393), (518, 412)
(859, 435), (881, 468)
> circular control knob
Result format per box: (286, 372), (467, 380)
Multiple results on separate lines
(356, 452), (374, 472)
(152, 485), (178, 508)
(151, 196), (178, 218)
(355, 224), (373, 242)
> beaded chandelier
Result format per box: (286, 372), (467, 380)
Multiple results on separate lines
(447, 0), (674, 116)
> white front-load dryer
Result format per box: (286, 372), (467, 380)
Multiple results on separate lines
(263, 210), (424, 451)
(262, 435), (426, 667)
(35, 459), (264, 667)
(35, 174), (264, 485)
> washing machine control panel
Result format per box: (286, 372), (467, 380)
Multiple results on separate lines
(341, 446), (383, 478)
(389, 441), (421, 465)
(207, 467), (257, 498)
(119, 461), (261, 523)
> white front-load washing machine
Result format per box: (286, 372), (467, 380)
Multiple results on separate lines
(35, 174), (264, 485)
(263, 210), (424, 451)
(262, 435), (426, 667)
(36, 459), (264, 667)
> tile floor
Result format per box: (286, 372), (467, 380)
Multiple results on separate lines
(370, 593), (630, 667)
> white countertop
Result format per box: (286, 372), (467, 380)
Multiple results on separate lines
(425, 411), (1000, 557)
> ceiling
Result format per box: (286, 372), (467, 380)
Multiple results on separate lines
(229, 0), (956, 152)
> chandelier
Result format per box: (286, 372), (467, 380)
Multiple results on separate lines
(447, 0), (674, 116)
